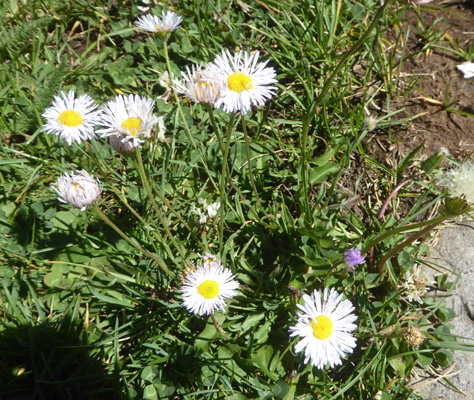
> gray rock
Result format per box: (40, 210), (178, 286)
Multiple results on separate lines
(414, 222), (474, 399)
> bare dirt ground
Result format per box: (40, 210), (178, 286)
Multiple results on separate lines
(370, 0), (474, 164)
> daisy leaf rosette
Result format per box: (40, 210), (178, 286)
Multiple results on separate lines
(181, 254), (239, 316)
(289, 288), (357, 369)
(205, 50), (277, 114)
(53, 170), (102, 211)
(98, 94), (165, 148)
(42, 90), (101, 146)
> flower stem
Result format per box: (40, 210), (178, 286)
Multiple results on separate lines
(378, 219), (445, 280)
(362, 214), (447, 254)
(149, 180), (192, 232)
(241, 115), (261, 204)
(219, 113), (236, 252)
(89, 148), (153, 230)
(162, 39), (219, 192)
(210, 312), (230, 340)
(205, 106), (272, 228)
(205, 104), (224, 153)
(92, 205), (175, 279)
(135, 148), (190, 267)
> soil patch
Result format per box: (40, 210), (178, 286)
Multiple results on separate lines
(374, 0), (474, 162)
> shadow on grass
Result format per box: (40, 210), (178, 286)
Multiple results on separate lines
(0, 316), (116, 400)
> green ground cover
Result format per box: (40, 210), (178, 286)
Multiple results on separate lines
(1, 0), (473, 399)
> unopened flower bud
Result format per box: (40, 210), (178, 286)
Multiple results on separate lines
(53, 170), (102, 211)
(440, 196), (472, 217)
(109, 134), (136, 154)
(364, 115), (378, 132)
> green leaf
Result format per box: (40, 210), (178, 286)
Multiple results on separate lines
(435, 349), (454, 367)
(379, 390), (392, 400)
(416, 352), (433, 366)
(143, 384), (157, 399)
(141, 365), (159, 383)
(87, 285), (135, 309)
(251, 345), (280, 381)
(271, 380), (289, 399)
(227, 394), (249, 400)
(194, 317), (217, 353)
(311, 148), (335, 166)
(51, 210), (78, 230)
(309, 162), (338, 184)
(155, 382), (175, 397)
(44, 270), (63, 287)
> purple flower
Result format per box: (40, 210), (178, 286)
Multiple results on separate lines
(344, 248), (366, 267)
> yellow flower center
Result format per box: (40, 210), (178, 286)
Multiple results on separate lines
(121, 117), (142, 137)
(196, 82), (214, 96)
(58, 110), (82, 127)
(310, 315), (333, 340)
(197, 280), (220, 299)
(227, 72), (253, 93)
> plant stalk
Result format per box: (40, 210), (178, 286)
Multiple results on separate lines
(135, 148), (189, 266)
(210, 312), (230, 340)
(362, 214), (447, 254)
(93, 205), (175, 279)
(219, 113), (236, 251)
(378, 219), (446, 279)
(241, 115), (261, 204)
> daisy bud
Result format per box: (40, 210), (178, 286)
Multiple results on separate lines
(53, 170), (102, 211)
(440, 196), (472, 217)
(108, 134), (136, 154)
(363, 115), (378, 132)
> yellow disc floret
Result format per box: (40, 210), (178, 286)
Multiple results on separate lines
(310, 315), (333, 340)
(121, 117), (142, 136)
(58, 110), (83, 127)
(197, 280), (220, 299)
(227, 72), (253, 93)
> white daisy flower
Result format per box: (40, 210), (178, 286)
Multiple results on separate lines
(289, 288), (357, 369)
(98, 94), (165, 148)
(53, 170), (102, 211)
(135, 10), (182, 35)
(439, 161), (474, 205)
(173, 64), (224, 104)
(181, 254), (239, 316)
(42, 91), (101, 146)
(206, 50), (277, 114)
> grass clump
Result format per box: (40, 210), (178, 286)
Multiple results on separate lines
(1, 0), (473, 399)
